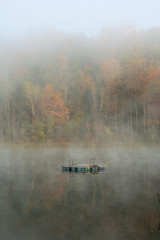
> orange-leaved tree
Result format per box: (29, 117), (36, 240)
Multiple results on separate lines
(40, 84), (69, 126)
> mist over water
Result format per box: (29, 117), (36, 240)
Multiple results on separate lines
(0, 1), (160, 239)
(0, 146), (160, 240)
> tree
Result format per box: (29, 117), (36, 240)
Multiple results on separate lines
(39, 84), (69, 139)
(23, 81), (40, 122)
(54, 54), (72, 105)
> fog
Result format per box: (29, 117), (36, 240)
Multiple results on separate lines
(0, 1), (160, 239)
(1, 0), (160, 39)
(0, 27), (160, 144)
(0, 146), (160, 240)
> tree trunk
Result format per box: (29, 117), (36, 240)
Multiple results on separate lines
(12, 107), (16, 144)
(64, 88), (68, 105)
(99, 88), (104, 114)
(135, 98), (139, 136)
(115, 100), (118, 141)
(143, 96), (146, 134)
(130, 98), (133, 138)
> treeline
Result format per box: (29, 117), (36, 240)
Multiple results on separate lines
(0, 27), (160, 143)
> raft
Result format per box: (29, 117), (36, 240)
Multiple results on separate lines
(62, 158), (105, 173)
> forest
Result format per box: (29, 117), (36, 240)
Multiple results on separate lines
(0, 26), (160, 144)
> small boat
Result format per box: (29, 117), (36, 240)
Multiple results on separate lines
(62, 158), (105, 173)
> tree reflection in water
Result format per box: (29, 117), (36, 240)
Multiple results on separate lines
(0, 147), (160, 240)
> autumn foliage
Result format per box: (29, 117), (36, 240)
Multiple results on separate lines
(40, 84), (69, 123)
(0, 27), (160, 143)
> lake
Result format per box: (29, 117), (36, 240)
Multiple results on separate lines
(0, 146), (160, 240)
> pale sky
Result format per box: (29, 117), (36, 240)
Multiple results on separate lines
(0, 0), (160, 39)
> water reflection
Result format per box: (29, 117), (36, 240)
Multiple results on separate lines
(0, 147), (160, 240)
(62, 169), (105, 174)
(158, 221), (160, 231)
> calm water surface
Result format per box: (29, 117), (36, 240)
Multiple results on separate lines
(0, 146), (160, 240)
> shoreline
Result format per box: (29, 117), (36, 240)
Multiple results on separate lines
(0, 141), (159, 148)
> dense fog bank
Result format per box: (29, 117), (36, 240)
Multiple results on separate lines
(0, 27), (160, 144)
